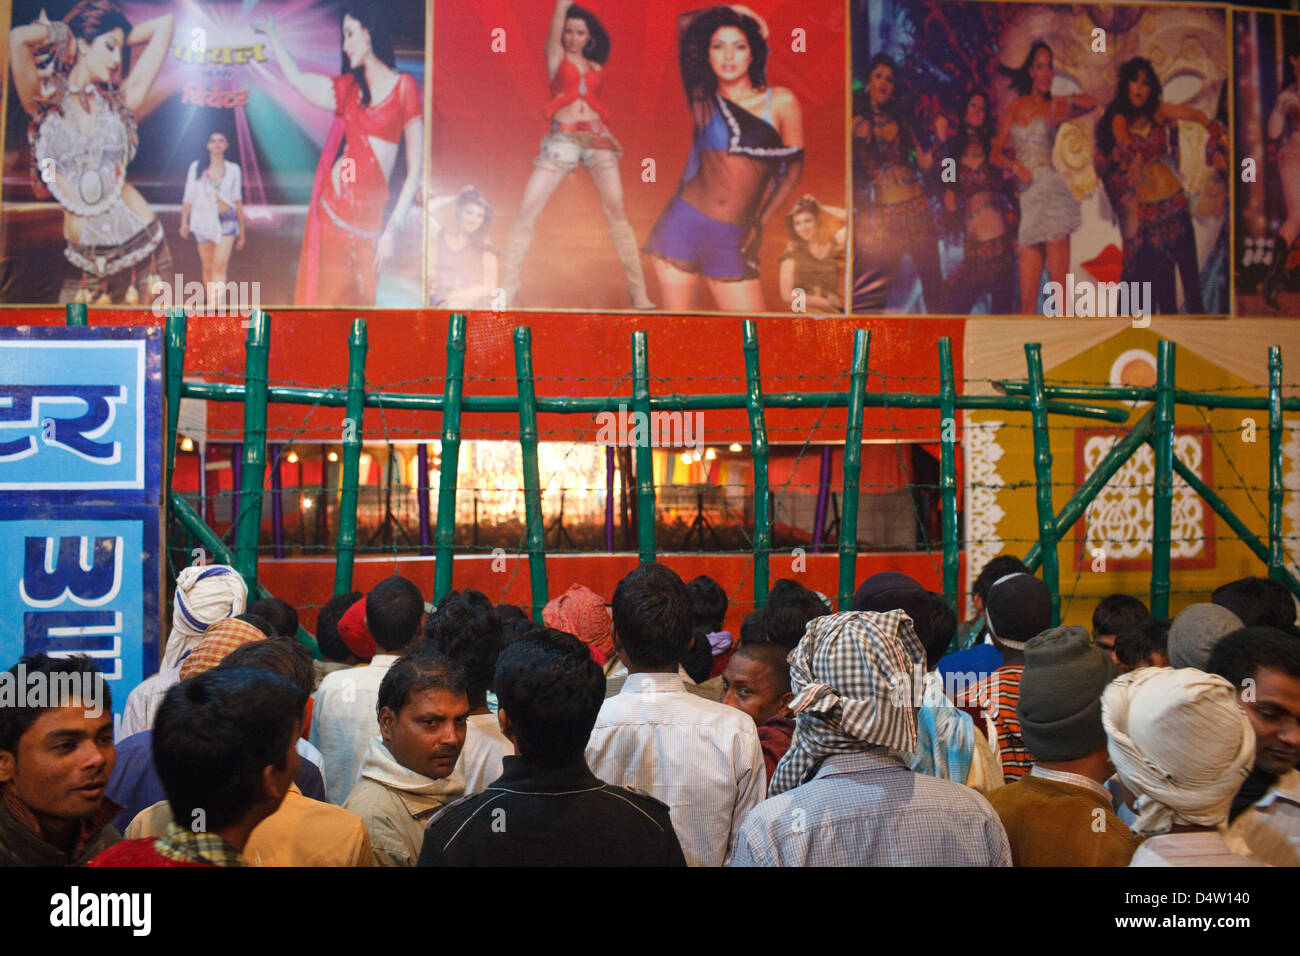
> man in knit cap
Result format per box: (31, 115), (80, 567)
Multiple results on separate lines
(961, 572), (1053, 782)
(986, 626), (1139, 866)
(119, 564), (248, 737)
(729, 610), (1011, 866)
(1102, 667), (1260, 866)
(1167, 603), (1244, 670)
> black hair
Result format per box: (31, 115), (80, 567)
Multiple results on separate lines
(731, 642), (791, 695)
(247, 597), (299, 639)
(340, 6), (396, 107)
(1113, 618), (1171, 669)
(153, 667), (304, 832)
(1213, 577), (1297, 629)
(680, 5), (768, 107)
(454, 185), (494, 238)
(423, 590), (503, 710)
(1096, 57), (1162, 157)
(611, 563), (693, 669)
(1285, 37), (1300, 91)
(1208, 626), (1300, 690)
(927, 592), (958, 659)
(233, 612), (275, 637)
(739, 608), (766, 645)
(682, 630), (715, 683)
(366, 576), (425, 652)
(998, 39), (1053, 98)
(564, 5), (611, 65)
(972, 554), (1029, 604)
(762, 578), (825, 650)
(0, 655), (111, 754)
(496, 603), (527, 621)
(316, 591), (362, 662)
(193, 114), (241, 180)
(220, 637), (315, 700)
(687, 575), (728, 633)
(1092, 593), (1150, 639)
(377, 644), (468, 717)
(66, 0), (131, 46)
(951, 89), (995, 160)
(494, 629), (604, 769)
(501, 615), (549, 651)
(864, 52), (901, 115)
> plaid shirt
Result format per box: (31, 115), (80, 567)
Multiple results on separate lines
(154, 821), (247, 867)
(730, 750), (1011, 867)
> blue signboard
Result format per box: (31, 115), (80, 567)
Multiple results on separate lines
(0, 327), (162, 728)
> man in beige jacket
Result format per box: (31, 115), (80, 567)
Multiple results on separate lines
(344, 646), (470, 866)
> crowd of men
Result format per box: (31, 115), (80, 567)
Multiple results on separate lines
(1, 555), (1297, 867)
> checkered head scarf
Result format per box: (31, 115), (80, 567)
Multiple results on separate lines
(769, 610), (927, 796)
(179, 618), (267, 680)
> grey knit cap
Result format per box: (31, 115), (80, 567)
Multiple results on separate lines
(1168, 603), (1244, 670)
(1017, 625), (1118, 761)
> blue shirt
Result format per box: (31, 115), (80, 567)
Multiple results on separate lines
(937, 643), (1004, 683)
(107, 730), (327, 832)
(728, 750), (1011, 867)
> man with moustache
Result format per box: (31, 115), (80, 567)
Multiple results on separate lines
(1209, 627), (1300, 866)
(0, 655), (120, 866)
(344, 645), (470, 866)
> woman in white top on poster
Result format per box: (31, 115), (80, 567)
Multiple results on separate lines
(180, 131), (246, 305)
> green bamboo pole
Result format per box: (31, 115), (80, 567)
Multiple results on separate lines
(1162, 447), (1300, 596)
(65, 302), (87, 326)
(233, 310), (269, 593)
(1269, 346), (1285, 584)
(1024, 344), (1060, 626)
(631, 330), (656, 564)
(742, 321), (771, 609)
(995, 379), (1300, 413)
(1150, 341), (1176, 619)
(514, 327), (549, 620)
(433, 314), (467, 604)
(177, 380), (1128, 423)
(164, 309), (188, 500)
(171, 490), (321, 657)
(1022, 406), (1157, 573)
(838, 329), (871, 610)
(938, 337), (959, 612)
(334, 319), (368, 595)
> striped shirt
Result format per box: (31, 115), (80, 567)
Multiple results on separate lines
(974, 666), (1035, 783)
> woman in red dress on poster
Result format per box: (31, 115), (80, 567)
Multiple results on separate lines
(255, 9), (422, 306)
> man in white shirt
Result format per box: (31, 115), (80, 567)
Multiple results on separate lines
(585, 563), (765, 867)
(424, 590), (514, 793)
(311, 576), (425, 804)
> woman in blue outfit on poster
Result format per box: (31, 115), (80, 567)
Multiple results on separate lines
(643, 4), (804, 312)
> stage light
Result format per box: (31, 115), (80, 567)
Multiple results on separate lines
(729, 443), (742, 453)
(679, 452), (692, 465)
(180, 437), (194, 452)
(301, 496), (314, 510)
(328, 451), (339, 462)
(286, 451), (299, 464)
(704, 447), (717, 460)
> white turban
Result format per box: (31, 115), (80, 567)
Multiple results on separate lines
(161, 565), (248, 669)
(1102, 667), (1254, 836)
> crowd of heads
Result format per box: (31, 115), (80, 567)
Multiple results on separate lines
(4, 553), (1299, 868)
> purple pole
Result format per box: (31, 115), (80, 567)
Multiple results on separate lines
(605, 445), (615, 551)
(270, 443), (284, 558)
(230, 442), (242, 551)
(812, 444), (832, 553)
(418, 443), (432, 555)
